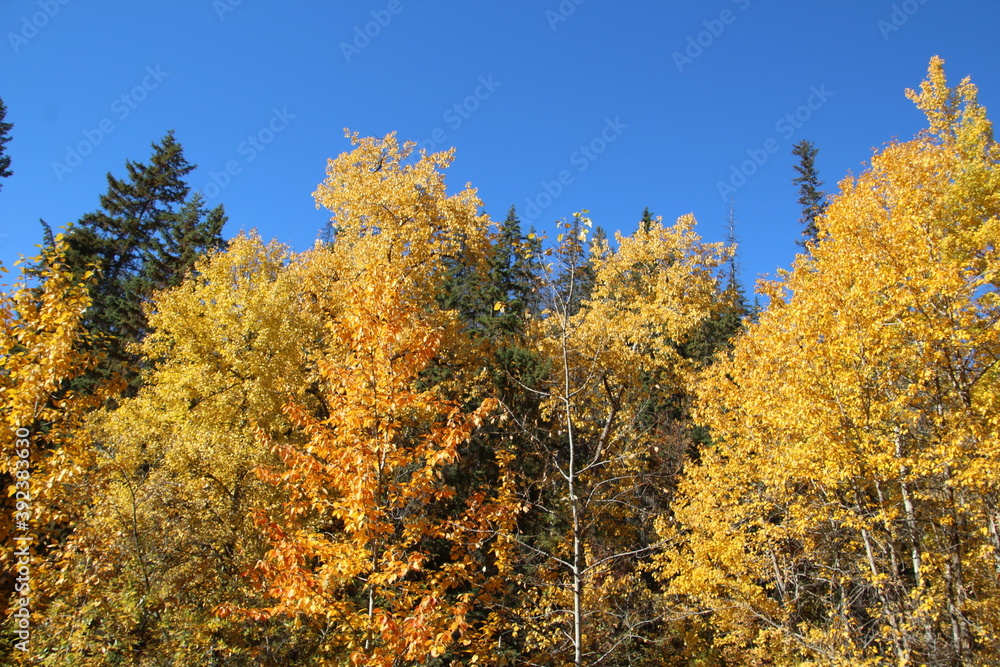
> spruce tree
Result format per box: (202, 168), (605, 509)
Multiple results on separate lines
(488, 205), (543, 337)
(550, 212), (596, 317)
(639, 206), (655, 233)
(62, 131), (227, 396)
(0, 97), (13, 191)
(439, 205), (542, 340)
(681, 199), (748, 359)
(791, 139), (827, 247)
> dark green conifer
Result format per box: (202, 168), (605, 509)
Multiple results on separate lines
(639, 206), (655, 234)
(61, 131), (227, 396)
(439, 205), (542, 340)
(791, 139), (827, 246)
(550, 212), (596, 317)
(0, 97), (13, 191)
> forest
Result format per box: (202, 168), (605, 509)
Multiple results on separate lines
(2, 56), (999, 666)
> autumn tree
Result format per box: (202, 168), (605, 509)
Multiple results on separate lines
(508, 213), (730, 666)
(0, 240), (102, 663)
(29, 233), (324, 665)
(663, 57), (1000, 665)
(243, 132), (519, 665)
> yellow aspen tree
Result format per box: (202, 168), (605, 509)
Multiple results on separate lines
(0, 240), (102, 664)
(244, 132), (518, 665)
(31, 233), (324, 665)
(512, 213), (729, 666)
(664, 57), (1000, 666)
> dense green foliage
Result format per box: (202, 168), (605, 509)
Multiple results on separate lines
(59, 131), (227, 396)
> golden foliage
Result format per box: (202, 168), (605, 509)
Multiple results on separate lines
(0, 240), (103, 665)
(664, 57), (1000, 666)
(513, 214), (729, 665)
(244, 132), (518, 665)
(29, 233), (323, 664)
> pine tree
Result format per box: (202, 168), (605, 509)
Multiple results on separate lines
(62, 131), (227, 396)
(317, 217), (337, 245)
(639, 206), (656, 233)
(722, 197), (741, 297)
(0, 97), (13, 191)
(489, 205), (543, 336)
(791, 139), (827, 247)
(681, 197), (749, 365)
(549, 212), (597, 316)
(438, 204), (543, 342)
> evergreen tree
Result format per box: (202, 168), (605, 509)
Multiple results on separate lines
(317, 217), (337, 245)
(590, 224), (608, 252)
(62, 131), (227, 396)
(722, 198), (741, 297)
(791, 139), (827, 247)
(0, 97), (12, 191)
(439, 205), (542, 340)
(681, 196), (749, 365)
(549, 212), (597, 317)
(639, 206), (655, 233)
(491, 205), (543, 335)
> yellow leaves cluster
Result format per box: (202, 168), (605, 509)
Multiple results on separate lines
(26, 233), (324, 664)
(581, 213), (730, 379)
(0, 238), (97, 434)
(313, 130), (492, 301)
(242, 132), (517, 665)
(667, 57), (1000, 665)
(0, 240), (104, 663)
(513, 211), (730, 664)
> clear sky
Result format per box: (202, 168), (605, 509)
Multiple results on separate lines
(2, 0), (999, 293)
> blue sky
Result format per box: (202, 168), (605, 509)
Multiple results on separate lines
(2, 0), (999, 293)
